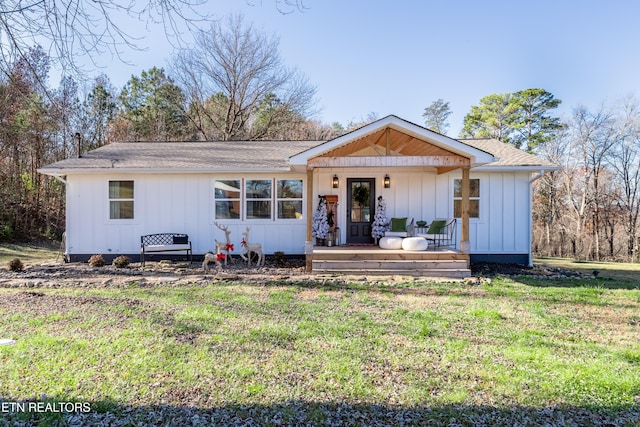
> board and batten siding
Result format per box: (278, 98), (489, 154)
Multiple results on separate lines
(65, 168), (532, 259)
(314, 168), (531, 255)
(65, 172), (307, 259)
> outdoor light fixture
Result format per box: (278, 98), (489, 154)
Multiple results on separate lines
(384, 174), (390, 188)
(332, 174), (339, 188)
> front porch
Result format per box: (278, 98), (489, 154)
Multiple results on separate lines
(312, 245), (470, 278)
(288, 116), (498, 276)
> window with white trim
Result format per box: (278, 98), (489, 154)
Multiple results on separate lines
(246, 179), (272, 219)
(453, 178), (480, 218)
(109, 181), (134, 219)
(214, 180), (241, 219)
(277, 179), (303, 219)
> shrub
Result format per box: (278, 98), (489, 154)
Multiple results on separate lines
(112, 255), (131, 268)
(88, 254), (106, 267)
(8, 258), (24, 272)
(0, 224), (13, 240)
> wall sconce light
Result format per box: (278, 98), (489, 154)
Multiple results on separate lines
(332, 174), (339, 189)
(384, 174), (390, 188)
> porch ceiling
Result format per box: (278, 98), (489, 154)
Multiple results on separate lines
(310, 127), (469, 173)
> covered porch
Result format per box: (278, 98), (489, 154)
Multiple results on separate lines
(287, 116), (496, 275)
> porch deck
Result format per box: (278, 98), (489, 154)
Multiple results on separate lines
(312, 245), (470, 278)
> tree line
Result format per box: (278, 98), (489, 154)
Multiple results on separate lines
(532, 100), (640, 262)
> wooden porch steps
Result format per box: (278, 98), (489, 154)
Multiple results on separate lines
(312, 248), (471, 278)
(313, 266), (471, 277)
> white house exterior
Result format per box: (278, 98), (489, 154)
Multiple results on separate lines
(39, 115), (558, 268)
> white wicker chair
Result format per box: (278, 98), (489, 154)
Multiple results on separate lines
(384, 217), (414, 238)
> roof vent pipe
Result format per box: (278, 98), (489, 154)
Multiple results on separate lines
(76, 133), (81, 158)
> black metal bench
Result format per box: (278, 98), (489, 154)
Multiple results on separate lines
(140, 233), (192, 266)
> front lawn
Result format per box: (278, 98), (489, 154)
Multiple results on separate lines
(0, 242), (60, 266)
(0, 273), (639, 425)
(536, 256), (640, 283)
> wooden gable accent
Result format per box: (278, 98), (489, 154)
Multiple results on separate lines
(310, 127), (469, 173)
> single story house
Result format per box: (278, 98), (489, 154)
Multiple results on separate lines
(39, 115), (558, 272)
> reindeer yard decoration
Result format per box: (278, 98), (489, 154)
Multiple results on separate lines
(240, 226), (264, 267)
(202, 223), (264, 270)
(203, 222), (236, 271)
(202, 251), (226, 271)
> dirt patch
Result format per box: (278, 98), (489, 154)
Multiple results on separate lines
(0, 258), (314, 289)
(0, 257), (595, 290)
(470, 262), (593, 279)
(0, 256), (475, 289)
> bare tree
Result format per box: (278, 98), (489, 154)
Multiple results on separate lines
(0, 1), (215, 75)
(533, 102), (640, 262)
(573, 106), (619, 260)
(171, 14), (317, 141)
(257, 0), (310, 14)
(422, 99), (452, 135)
(345, 112), (379, 132)
(533, 128), (569, 256)
(611, 97), (640, 261)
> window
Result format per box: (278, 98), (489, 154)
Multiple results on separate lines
(277, 179), (303, 219)
(214, 180), (241, 219)
(453, 178), (480, 218)
(246, 179), (272, 219)
(109, 181), (134, 219)
(213, 178), (304, 221)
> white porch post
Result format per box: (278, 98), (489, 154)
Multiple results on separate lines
(460, 167), (471, 254)
(305, 168), (314, 272)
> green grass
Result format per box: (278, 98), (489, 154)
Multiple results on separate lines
(536, 256), (640, 282)
(1, 274), (639, 425)
(0, 242), (60, 266)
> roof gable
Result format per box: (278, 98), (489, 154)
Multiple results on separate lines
(320, 127), (460, 157)
(288, 115), (497, 167)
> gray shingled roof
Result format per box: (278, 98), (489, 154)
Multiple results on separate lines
(460, 138), (558, 168)
(39, 137), (557, 173)
(39, 140), (322, 172)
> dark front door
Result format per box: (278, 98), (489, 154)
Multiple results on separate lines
(347, 178), (375, 244)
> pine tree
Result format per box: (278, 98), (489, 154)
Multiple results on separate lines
(372, 196), (389, 241)
(312, 196), (329, 240)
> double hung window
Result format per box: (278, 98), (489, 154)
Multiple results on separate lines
(277, 179), (303, 219)
(214, 180), (241, 219)
(453, 178), (480, 218)
(109, 181), (134, 219)
(245, 180), (272, 219)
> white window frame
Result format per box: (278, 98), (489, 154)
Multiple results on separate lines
(276, 179), (304, 220)
(453, 178), (480, 219)
(108, 180), (135, 220)
(214, 179), (242, 220)
(245, 179), (273, 220)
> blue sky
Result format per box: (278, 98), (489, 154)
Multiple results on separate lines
(97, 0), (640, 136)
